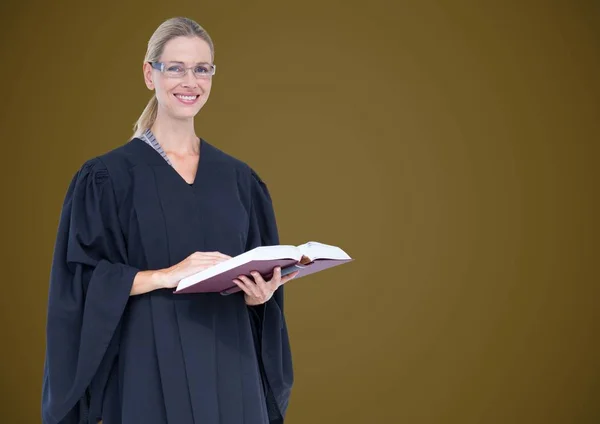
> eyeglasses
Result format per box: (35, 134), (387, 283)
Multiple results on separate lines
(149, 61), (216, 78)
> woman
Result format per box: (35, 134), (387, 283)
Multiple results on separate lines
(42, 17), (296, 424)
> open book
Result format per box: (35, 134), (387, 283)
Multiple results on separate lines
(174, 241), (353, 295)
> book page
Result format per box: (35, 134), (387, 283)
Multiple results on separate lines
(250, 245), (302, 261)
(297, 241), (352, 261)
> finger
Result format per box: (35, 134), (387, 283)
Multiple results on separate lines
(238, 275), (261, 298)
(276, 267), (289, 287)
(192, 259), (223, 270)
(280, 270), (300, 285)
(250, 271), (274, 299)
(249, 271), (266, 285)
(193, 256), (229, 266)
(232, 278), (254, 297)
(192, 251), (220, 258)
(273, 267), (282, 282)
(266, 267), (282, 286)
(193, 252), (232, 260)
(208, 251), (231, 256)
(234, 276), (260, 297)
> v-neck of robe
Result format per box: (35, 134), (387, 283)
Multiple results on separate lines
(134, 135), (204, 189)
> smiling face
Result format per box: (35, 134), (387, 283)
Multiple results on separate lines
(143, 36), (214, 122)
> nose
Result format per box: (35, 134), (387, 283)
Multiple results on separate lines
(181, 69), (198, 88)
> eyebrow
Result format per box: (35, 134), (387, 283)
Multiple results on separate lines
(163, 61), (213, 65)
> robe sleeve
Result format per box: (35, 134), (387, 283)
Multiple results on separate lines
(246, 169), (293, 424)
(42, 158), (139, 424)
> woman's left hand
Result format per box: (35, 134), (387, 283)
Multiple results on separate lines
(232, 267), (299, 305)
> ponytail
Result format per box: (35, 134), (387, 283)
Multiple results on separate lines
(132, 94), (158, 138)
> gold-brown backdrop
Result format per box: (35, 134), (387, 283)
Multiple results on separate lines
(0, 1), (598, 423)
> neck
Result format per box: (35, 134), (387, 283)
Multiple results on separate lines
(151, 111), (199, 155)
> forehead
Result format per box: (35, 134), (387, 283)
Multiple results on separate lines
(160, 36), (212, 63)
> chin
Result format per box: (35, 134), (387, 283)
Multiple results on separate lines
(173, 113), (198, 121)
(171, 103), (205, 117)
(170, 107), (202, 120)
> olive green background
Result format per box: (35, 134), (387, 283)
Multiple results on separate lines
(0, 1), (598, 423)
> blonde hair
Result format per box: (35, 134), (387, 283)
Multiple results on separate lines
(132, 17), (215, 138)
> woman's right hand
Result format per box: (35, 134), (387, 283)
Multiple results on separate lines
(158, 251), (232, 289)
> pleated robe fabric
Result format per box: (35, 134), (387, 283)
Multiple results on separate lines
(42, 136), (293, 424)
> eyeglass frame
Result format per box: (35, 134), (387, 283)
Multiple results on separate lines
(148, 61), (217, 78)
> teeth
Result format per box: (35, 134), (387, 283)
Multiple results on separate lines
(176, 94), (197, 101)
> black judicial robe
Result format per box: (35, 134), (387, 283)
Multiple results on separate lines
(42, 137), (293, 424)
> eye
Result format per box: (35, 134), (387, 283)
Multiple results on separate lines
(167, 65), (184, 72)
(194, 65), (210, 74)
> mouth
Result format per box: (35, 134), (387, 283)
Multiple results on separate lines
(173, 93), (200, 105)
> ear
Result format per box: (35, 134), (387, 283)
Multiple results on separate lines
(143, 62), (155, 90)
